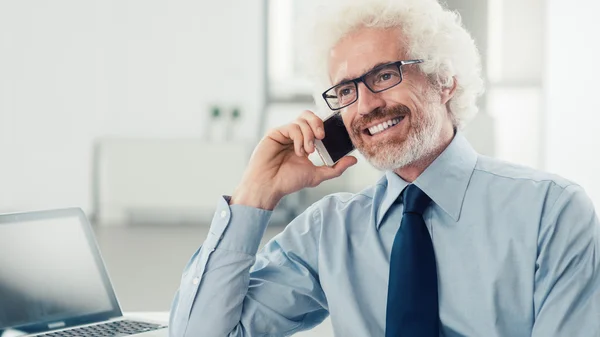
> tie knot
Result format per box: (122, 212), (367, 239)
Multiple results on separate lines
(402, 184), (431, 215)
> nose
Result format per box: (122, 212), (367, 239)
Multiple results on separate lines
(356, 82), (386, 116)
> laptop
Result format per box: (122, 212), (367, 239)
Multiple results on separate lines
(0, 208), (168, 337)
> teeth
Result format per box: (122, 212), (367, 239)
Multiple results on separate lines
(368, 117), (403, 135)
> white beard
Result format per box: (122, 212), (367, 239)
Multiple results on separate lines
(360, 98), (445, 171)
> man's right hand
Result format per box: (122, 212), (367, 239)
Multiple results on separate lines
(230, 110), (358, 210)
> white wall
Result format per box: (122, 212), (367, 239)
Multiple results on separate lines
(484, 0), (545, 169)
(0, 0), (265, 213)
(545, 0), (600, 207)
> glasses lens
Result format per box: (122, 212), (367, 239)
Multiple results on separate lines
(365, 64), (402, 92)
(324, 82), (356, 109)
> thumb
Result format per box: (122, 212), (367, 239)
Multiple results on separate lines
(314, 156), (358, 183)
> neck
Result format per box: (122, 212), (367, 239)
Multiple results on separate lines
(393, 125), (455, 182)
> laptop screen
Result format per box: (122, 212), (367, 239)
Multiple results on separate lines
(0, 208), (122, 335)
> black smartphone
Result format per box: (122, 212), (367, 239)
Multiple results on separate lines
(314, 113), (356, 166)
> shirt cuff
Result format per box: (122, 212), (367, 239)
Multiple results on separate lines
(207, 195), (272, 255)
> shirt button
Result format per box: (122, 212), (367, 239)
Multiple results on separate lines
(220, 210), (227, 218)
(192, 277), (199, 285)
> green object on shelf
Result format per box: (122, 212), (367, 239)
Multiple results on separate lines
(232, 107), (241, 119)
(211, 106), (221, 118)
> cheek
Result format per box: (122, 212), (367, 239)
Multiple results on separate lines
(381, 86), (421, 110)
(340, 110), (356, 130)
(406, 87), (435, 114)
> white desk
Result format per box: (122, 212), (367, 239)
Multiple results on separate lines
(127, 313), (334, 337)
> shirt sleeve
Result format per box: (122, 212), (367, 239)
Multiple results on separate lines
(532, 184), (600, 336)
(168, 196), (329, 337)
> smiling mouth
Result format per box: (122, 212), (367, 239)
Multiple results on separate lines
(365, 116), (405, 136)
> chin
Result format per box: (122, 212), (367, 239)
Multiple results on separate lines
(359, 128), (440, 171)
(359, 142), (416, 171)
(362, 154), (414, 172)
(353, 105), (447, 171)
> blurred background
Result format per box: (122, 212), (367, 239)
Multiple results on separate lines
(1, 0), (599, 335)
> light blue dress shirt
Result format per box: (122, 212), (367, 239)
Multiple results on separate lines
(169, 133), (600, 337)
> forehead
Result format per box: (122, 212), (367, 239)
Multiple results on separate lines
(328, 27), (407, 85)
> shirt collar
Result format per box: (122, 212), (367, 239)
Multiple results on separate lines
(375, 132), (478, 228)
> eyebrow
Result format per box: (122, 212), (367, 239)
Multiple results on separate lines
(333, 61), (393, 87)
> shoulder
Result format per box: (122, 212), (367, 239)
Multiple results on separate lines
(309, 185), (377, 216)
(474, 155), (597, 221)
(474, 155), (574, 188)
(296, 179), (384, 232)
(309, 180), (383, 216)
(473, 155), (579, 202)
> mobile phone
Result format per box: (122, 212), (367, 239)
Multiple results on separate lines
(314, 113), (356, 166)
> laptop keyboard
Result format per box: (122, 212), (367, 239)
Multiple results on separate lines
(36, 320), (167, 337)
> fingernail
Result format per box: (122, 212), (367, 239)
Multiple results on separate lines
(308, 140), (314, 149)
(317, 127), (324, 137)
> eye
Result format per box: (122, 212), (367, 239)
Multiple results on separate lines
(378, 72), (395, 82)
(336, 85), (355, 97)
(340, 87), (353, 97)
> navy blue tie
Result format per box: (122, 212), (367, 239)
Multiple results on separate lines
(385, 184), (439, 337)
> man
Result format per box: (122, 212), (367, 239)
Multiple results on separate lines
(169, 0), (600, 335)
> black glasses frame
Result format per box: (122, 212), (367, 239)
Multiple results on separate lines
(321, 59), (424, 111)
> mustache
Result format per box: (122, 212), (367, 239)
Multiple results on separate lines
(351, 104), (411, 134)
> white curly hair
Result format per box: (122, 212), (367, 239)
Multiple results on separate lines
(304, 0), (484, 129)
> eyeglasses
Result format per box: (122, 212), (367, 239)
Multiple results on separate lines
(321, 59), (424, 110)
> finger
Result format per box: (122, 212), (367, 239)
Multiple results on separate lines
(299, 110), (325, 139)
(294, 118), (316, 154)
(313, 156), (358, 185)
(266, 127), (293, 146)
(279, 124), (305, 156)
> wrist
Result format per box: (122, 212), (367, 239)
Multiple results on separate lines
(230, 184), (281, 210)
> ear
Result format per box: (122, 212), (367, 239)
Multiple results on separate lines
(440, 76), (458, 105)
